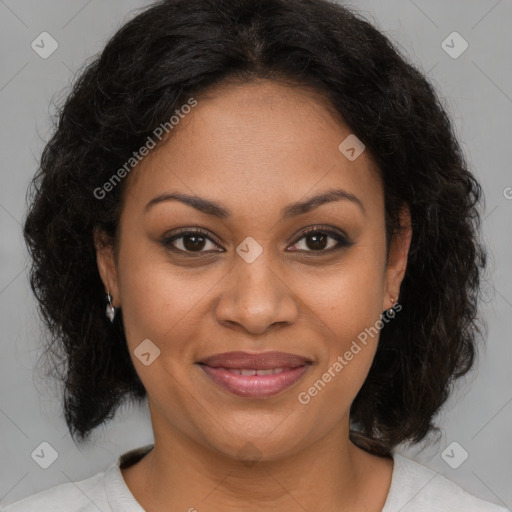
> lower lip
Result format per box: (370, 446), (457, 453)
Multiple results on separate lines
(198, 364), (311, 398)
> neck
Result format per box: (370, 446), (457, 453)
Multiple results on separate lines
(121, 415), (393, 511)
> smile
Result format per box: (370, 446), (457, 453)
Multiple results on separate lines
(198, 363), (312, 398)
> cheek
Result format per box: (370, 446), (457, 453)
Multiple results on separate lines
(115, 242), (208, 419)
(115, 236), (195, 355)
(296, 240), (386, 402)
(305, 240), (386, 341)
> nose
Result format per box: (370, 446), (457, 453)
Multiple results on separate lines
(214, 253), (299, 335)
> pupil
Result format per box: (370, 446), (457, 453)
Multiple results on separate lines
(308, 233), (327, 250)
(184, 234), (205, 251)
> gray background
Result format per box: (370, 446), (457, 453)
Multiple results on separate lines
(1, 0), (511, 509)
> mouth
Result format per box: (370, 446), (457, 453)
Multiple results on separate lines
(196, 351), (313, 398)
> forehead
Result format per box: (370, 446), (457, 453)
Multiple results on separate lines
(123, 79), (383, 218)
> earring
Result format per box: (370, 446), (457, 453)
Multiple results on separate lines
(387, 296), (398, 316)
(106, 292), (116, 322)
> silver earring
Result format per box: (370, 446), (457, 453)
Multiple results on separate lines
(106, 292), (116, 322)
(387, 296), (397, 316)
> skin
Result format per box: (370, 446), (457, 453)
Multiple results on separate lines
(95, 79), (412, 512)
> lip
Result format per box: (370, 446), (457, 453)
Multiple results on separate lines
(198, 363), (311, 398)
(197, 351), (313, 399)
(198, 351), (312, 369)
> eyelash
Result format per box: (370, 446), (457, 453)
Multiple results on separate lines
(160, 226), (352, 256)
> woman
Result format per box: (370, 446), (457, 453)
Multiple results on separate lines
(5, 0), (508, 510)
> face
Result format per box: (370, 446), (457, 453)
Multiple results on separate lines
(96, 79), (410, 462)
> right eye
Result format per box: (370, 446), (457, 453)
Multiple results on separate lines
(160, 228), (224, 255)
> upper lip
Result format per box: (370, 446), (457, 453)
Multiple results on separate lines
(198, 351), (312, 370)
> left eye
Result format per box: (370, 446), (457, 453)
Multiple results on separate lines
(288, 229), (350, 253)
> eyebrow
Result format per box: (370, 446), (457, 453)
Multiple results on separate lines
(144, 187), (366, 218)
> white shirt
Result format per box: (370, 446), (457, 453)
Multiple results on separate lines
(2, 444), (509, 511)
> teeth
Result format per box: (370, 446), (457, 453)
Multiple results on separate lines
(223, 367), (288, 375)
(255, 368), (275, 375)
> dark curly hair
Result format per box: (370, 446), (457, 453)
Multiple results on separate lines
(23, 0), (487, 456)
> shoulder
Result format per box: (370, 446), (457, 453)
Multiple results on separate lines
(383, 452), (510, 512)
(1, 444), (153, 512)
(1, 469), (109, 512)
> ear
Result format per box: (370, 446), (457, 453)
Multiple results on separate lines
(383, 206), (412, 311)
(93, 227), (121, 307)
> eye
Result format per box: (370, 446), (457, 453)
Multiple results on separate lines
(288, 226), (351, 254)
(160, 225), (352, 256)
(160, 228), (223, 254)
